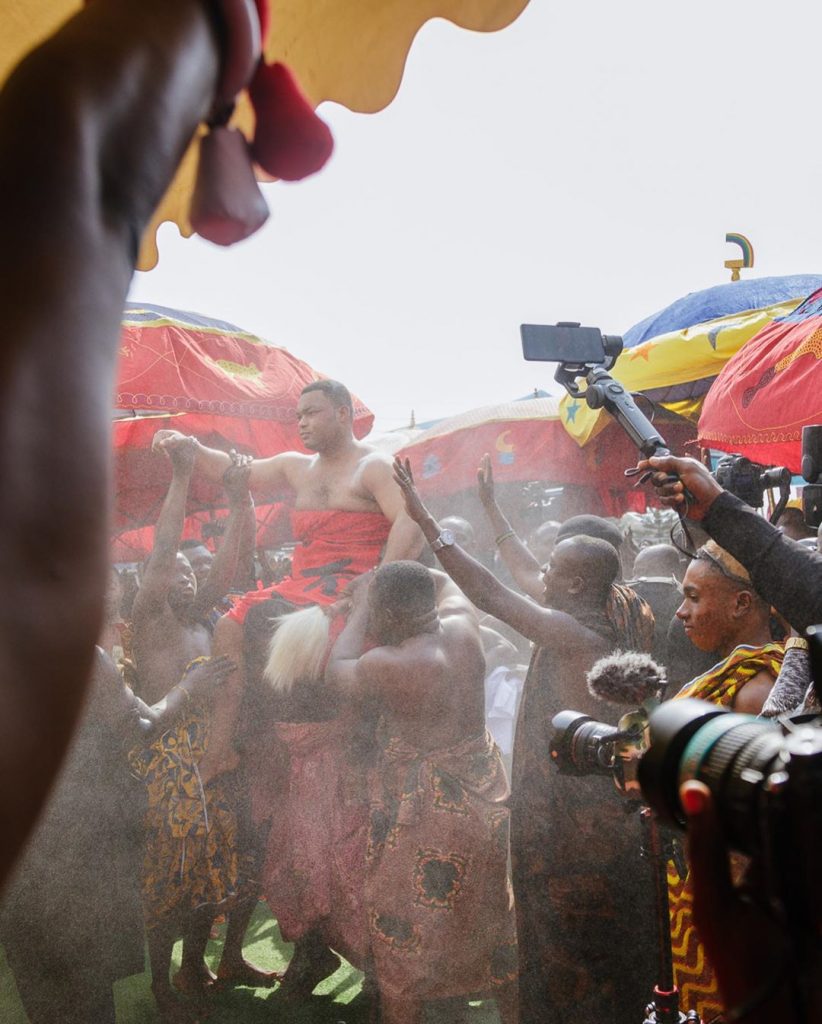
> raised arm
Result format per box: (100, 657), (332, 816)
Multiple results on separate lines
(192, 459), (255, 613)
(477, 453), (544, 600)
(392, 459), (585, 649)
(134, 439), (197, 617)
(0, 0), (221, 885)
(153, 431), (300, 495)
(325, 575), (374, 699)
(361, 454), (425, 563)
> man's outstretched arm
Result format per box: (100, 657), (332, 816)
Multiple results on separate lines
(477, 453), (544, 601)
(0, 0), (220, 885)
(392, 458), (586, 650)
(640, 454), (822, 633)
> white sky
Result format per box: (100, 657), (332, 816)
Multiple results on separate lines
(129, 0), (822, 434)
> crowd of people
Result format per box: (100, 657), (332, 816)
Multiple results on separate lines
(2, 374), (821, 1024)
(1, 4), (821, 1024)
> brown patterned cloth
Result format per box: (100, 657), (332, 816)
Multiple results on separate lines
(607, 581), (656, 653)
(129, 661), (240, 927)
(366, 728), (517, 1004)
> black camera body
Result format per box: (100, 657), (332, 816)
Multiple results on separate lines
(639, 697), (822, 939)
(712, 453), (791, 513)
(641, 624), (822, 946)
(550, 708), (649, 799)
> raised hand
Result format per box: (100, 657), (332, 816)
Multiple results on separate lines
(392, 457), (429, 525)
(477, 453), (497, 509)
(222, 449), (253, 504)
(181, 654), (236, 698)
(165, 434), (198, 474)
(151, 428), (187, 453)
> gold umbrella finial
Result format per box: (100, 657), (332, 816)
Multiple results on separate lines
(724, 233), (755, 282)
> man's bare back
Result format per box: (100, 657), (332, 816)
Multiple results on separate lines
(328, 567), (487, 751)
(367, 614), (487, 751)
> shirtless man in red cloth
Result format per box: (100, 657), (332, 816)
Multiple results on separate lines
(154, 379), (422, 992)
(154, 379), (422, 772)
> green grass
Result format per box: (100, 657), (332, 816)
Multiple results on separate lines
(1, 903), (501, 1023)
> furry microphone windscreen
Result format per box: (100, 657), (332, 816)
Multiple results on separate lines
(587, 650), (667, 706)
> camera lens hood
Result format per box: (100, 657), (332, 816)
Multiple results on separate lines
(638, 698), (727, 824)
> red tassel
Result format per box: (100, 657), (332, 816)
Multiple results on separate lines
(191, 125), (270, 245)
(249, 62), (333, 181)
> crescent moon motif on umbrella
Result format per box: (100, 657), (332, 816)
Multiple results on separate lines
(496, 429), (516, 465)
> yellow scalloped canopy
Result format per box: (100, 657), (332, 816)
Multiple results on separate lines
(3, 0), (530, 269)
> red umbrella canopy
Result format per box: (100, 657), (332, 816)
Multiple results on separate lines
(396, 397), (696, 516)
(698, 287), (822, 473)
(113, 304), (373, 531)
(110, 501), (290, 563)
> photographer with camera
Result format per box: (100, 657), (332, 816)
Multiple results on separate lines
(393, 457), (658, 1024)
(636, 460), (822, 1023)
(638, 454), (822, 633)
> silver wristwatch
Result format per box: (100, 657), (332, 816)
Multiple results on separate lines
(430, 529), (456, 552)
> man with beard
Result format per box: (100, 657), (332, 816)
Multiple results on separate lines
(393, 457), (657, 1024)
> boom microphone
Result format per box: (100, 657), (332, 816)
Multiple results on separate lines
(587, 650), (667, 707)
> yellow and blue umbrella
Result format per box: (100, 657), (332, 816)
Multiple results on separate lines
(560, 275), (821, 447)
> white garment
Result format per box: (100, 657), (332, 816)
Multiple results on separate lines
(484, 665), (526, 757)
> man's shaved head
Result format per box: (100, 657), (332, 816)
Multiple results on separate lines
(632, 543), (683, 581)
(556, 515), (623, 552)
(369, 561), (437, 645)
(543, 535), (620, 611)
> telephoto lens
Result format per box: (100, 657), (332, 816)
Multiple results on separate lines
(639, 698), (822, 857)
(549, 710), (619, 776)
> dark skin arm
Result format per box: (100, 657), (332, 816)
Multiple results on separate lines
(326, 569), (475, 705)
(477, 452), (544, 601)
(93, 646), (234, 742)
(192, 459), (255, 614)
(0, 0), (220, 885)
(129, 655), (236, 741)
(325, 574), (374, 699)
(392, 458), (596, 650)
(133, 438), (198, 619)
(639, 454), (822, 632)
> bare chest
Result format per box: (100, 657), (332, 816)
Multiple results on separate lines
(133, 610), (211, 701)
(293, 459), (379, 512)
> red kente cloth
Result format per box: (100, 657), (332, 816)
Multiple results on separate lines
(260, 713), (371, 967)
(227, 509), (391, 622)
